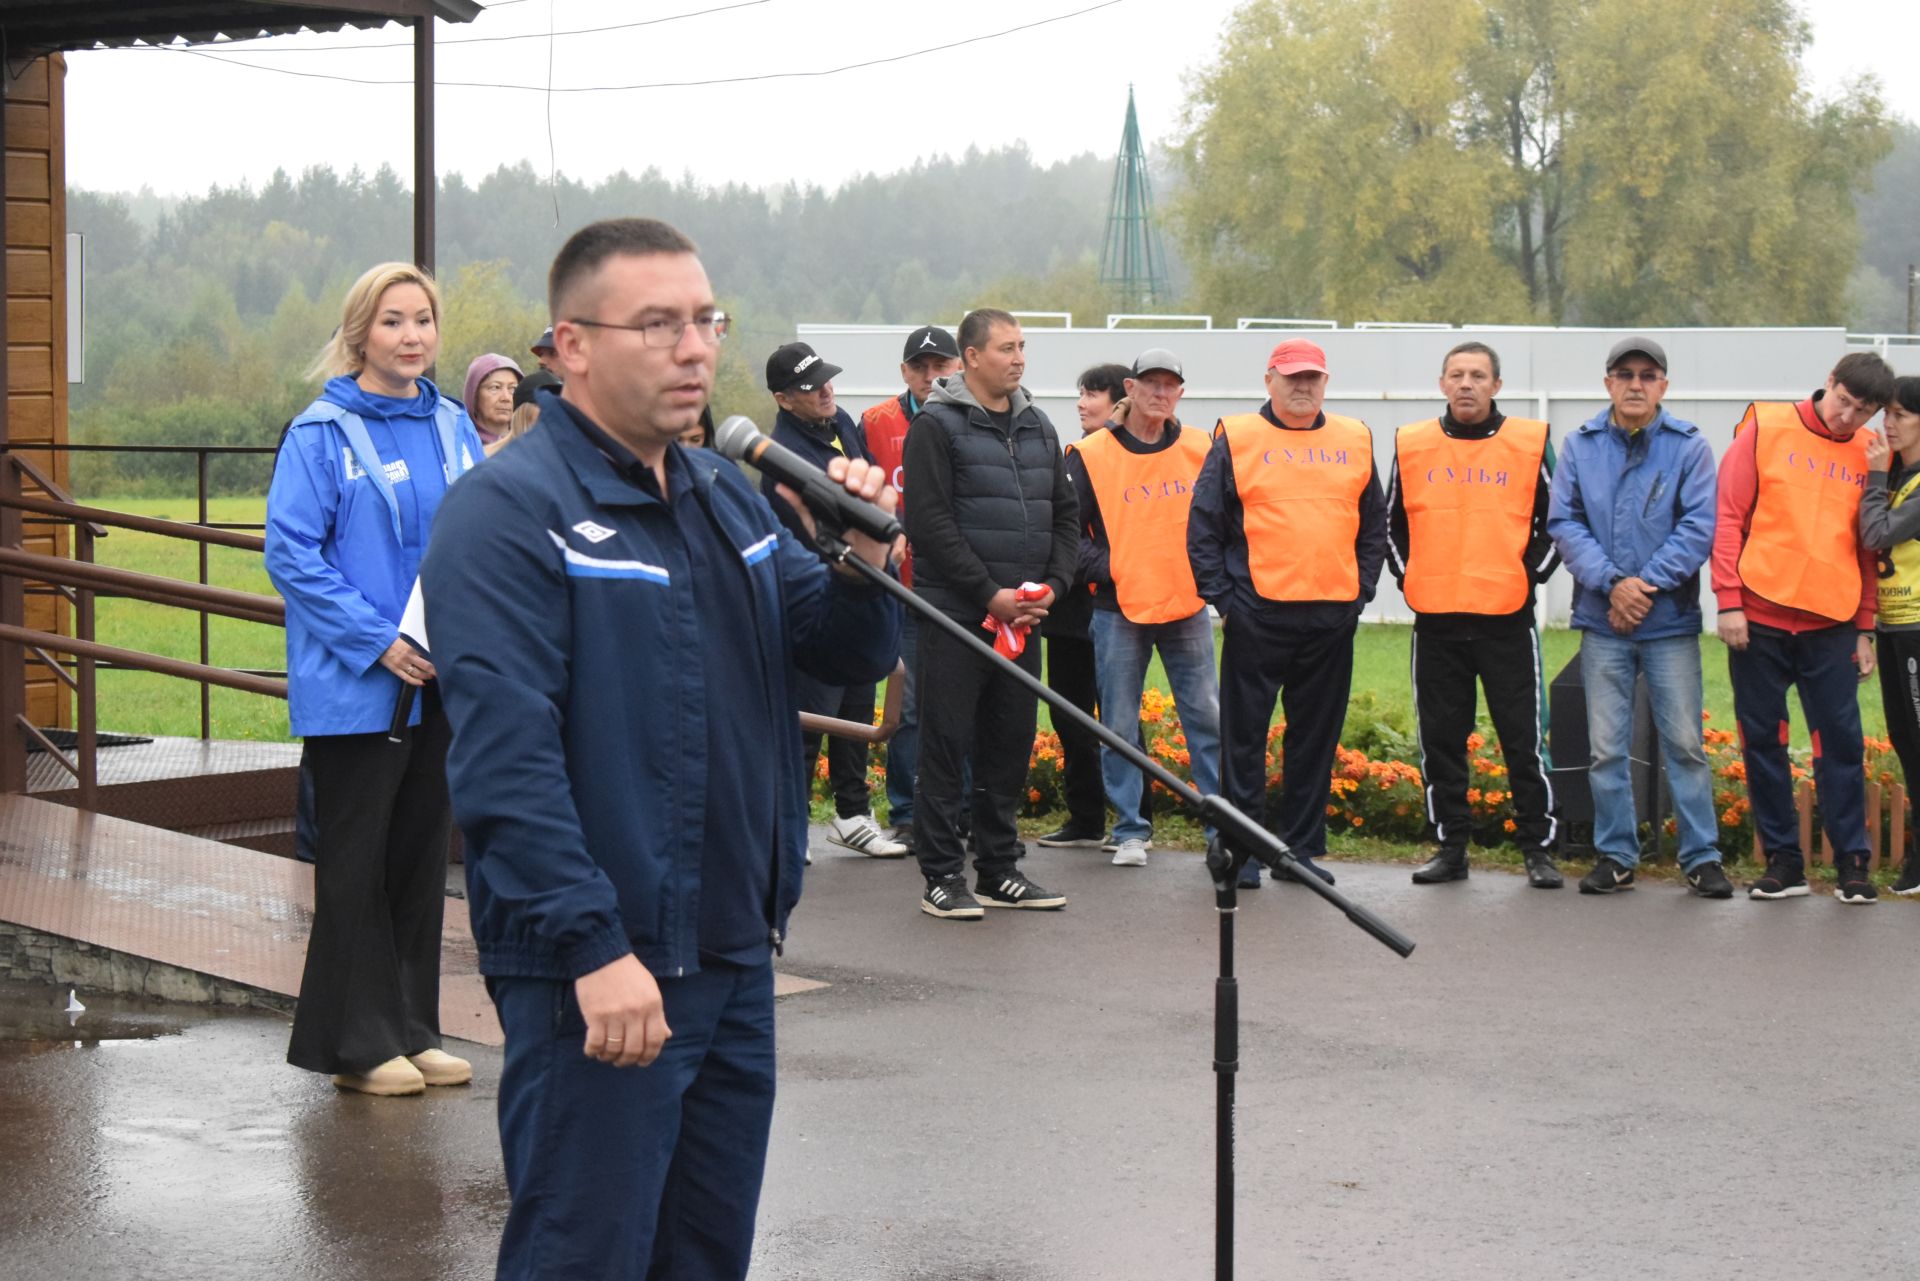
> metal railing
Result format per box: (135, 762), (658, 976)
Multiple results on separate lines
(0, 448), (286, 806)
(13, 442), (280, 741)
(0, 442), (903, 803)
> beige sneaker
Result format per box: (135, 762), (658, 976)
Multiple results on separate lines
(408, 1048), (473, 1087)
(332, 1056), (426, 1096)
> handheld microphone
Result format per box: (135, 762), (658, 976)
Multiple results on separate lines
(713, 415), (903, 544)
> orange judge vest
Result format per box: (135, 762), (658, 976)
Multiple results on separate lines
(1074, 425), (1210, 623)
(1393, 416), (1549, 616)
(1218, 412), (1373, 601)
(1736, 401), (1870, 624)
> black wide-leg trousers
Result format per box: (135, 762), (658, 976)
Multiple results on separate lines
(287, 687), (453, 1076)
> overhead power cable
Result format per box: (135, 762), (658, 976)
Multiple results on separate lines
(126, 1), (1128, 93)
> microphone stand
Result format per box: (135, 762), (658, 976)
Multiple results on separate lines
(804, 521), (1416, 1281)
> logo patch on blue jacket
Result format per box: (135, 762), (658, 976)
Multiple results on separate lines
(546, 529), (668, 583)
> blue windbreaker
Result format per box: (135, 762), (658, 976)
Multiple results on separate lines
(1546, 406), (1716, 640)
(419, 399), (900, 981)
(265, 375), (484, 736)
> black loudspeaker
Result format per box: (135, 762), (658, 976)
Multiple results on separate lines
(1547, 651), (1669, 857)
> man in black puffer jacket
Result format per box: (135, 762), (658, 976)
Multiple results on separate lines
(903, 308), (1080, 919)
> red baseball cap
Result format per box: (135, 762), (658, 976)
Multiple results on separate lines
(1267, 339), (1329, 376)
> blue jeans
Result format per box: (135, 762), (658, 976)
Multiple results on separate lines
(885, 611), (920, 825)
(1579, 630), (1721, 871)
(1090, 608), (1222, 845)
(490, 959), (776, 1280)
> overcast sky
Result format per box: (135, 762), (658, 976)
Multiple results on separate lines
(62, 0), (1920, 199)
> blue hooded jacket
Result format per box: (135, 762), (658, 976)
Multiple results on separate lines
(265, 375), (484, 736)
(1546, 405), (1716, 640)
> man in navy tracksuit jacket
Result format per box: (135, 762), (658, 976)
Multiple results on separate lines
(420, 219), (899, 1280)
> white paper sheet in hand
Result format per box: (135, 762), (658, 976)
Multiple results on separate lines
(399, 579), (429, 655)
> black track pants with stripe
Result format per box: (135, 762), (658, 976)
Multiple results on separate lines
(1411, 624), (1556, 853)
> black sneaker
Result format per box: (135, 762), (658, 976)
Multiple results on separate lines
(975, 871), (1067, 909)
(1236, 859), (1261, 889)
(1685, 861), (1735, 899)
(1836, 858), (1879, 905)
(1578, 857), (1635, 895)
(1892, 859), (1920, 897)
(1748, 857), (1810, 900)
(1037, 824), (1105, 848)
(921, 876), (984, 920)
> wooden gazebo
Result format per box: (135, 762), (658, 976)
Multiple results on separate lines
(0, 0), (478, 791)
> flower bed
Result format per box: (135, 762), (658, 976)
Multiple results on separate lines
(817, 695), (1907, 862)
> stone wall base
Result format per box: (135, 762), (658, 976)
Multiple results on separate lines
(0, 922), (294, 1012)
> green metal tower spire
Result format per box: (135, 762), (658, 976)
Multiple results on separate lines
(1100, 86), (1170, 308)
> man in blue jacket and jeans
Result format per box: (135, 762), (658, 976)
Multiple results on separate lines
(1547, 337), (1732, 898)
(421, 218), (900, 1280)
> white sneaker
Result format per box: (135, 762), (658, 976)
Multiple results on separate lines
(826, 813), (909, 858)
(1111, 838), (1149, 868)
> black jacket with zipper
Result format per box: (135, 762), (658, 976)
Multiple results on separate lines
(902, 374), (1079, 624)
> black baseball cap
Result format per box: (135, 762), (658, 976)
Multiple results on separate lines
(531, 327), (556, 355)
(513, 369), (560, 409)
(766, 341), (843, 394)
(1605, 336), (1667, 374)
(902, 325), (960, 362)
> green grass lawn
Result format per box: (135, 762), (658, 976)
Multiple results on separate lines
(79, 494), (289, 741)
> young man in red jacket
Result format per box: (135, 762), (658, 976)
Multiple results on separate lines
(1713, 351), (1895, 903)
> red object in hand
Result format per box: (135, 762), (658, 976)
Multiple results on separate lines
(982, 582), (1049, 659)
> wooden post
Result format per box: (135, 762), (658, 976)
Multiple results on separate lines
(1893, 783), (1907, 869)
(1866, 779), (1883, 874)
(1797, 779), (1816, 865)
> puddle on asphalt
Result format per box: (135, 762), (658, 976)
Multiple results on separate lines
(0, 978), (203, 1048)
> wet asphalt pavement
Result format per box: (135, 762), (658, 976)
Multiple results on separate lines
(4, 840), (1919, 1280)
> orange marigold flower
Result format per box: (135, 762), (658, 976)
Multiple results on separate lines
(1028, 788), (1042, 804)
(1503, 818), (1517, 833)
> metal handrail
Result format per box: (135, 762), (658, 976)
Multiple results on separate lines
(1, 441), (278, 748)
(0, 624), (287, 698)
(2, 492), (264, 551)
(0, 547), (284, 625)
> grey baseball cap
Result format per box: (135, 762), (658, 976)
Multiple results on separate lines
(1605, 336), (1667, 373)
(1132, 347), (1184, 381)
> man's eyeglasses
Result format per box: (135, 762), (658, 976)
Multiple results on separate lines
(1607, 368), (1666, 384)
(567, 311), (729, 349)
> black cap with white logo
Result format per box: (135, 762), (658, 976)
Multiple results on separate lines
(766, 341), (844, 393)
(902, 325), (960, 362)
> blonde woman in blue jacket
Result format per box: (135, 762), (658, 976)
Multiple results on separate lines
(266, 262), (485, 1095)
